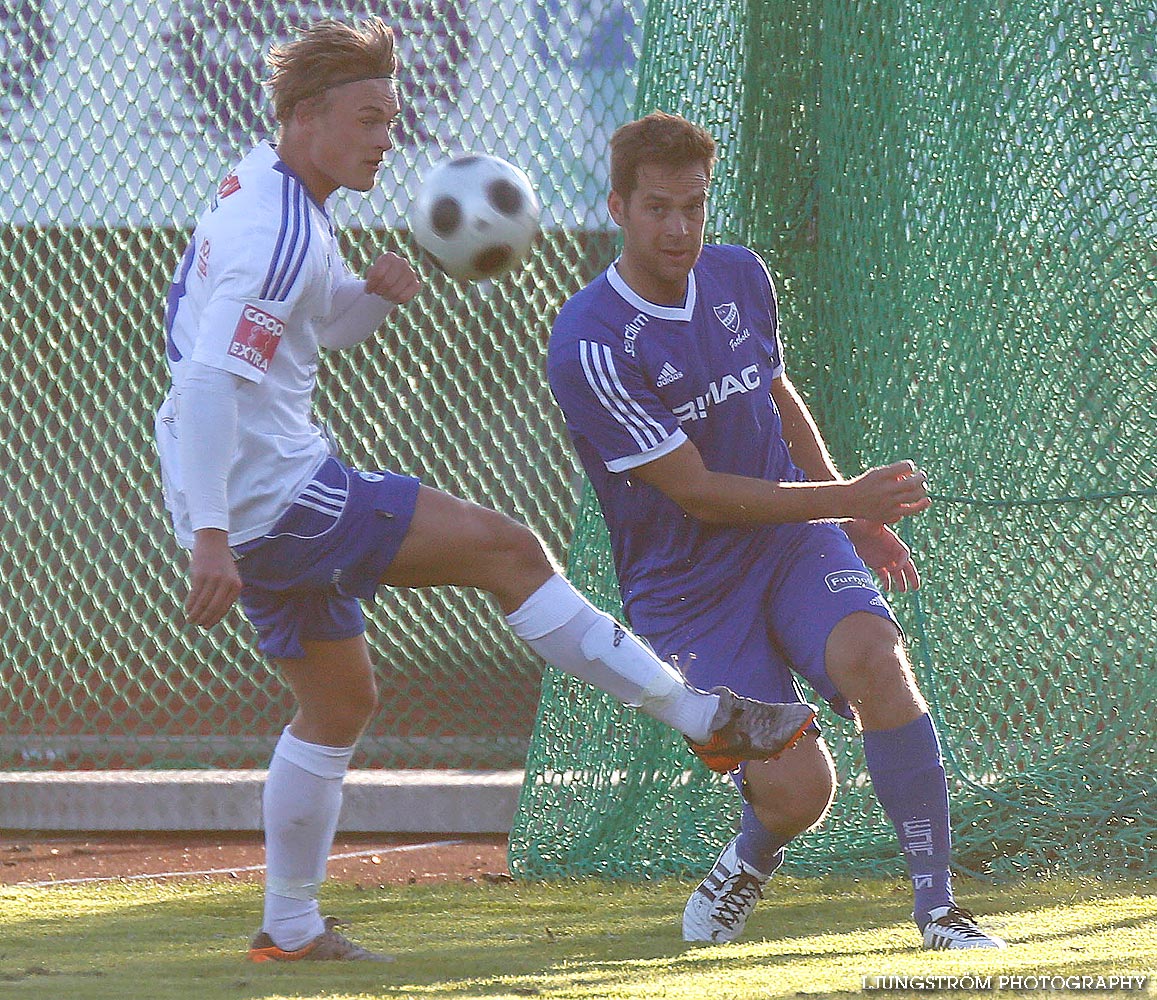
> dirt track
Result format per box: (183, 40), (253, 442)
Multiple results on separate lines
(0, 832), (511, 887)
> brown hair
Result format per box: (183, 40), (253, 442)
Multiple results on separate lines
(267, 17), (397, 124)
(609, 111), (717, 200)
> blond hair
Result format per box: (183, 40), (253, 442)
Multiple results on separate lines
(267, 17), (397, 124)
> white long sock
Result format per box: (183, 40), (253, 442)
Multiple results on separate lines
(261, 726), (354, 950)
(506, 574), (720, 741)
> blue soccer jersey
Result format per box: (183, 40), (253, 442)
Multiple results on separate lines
(548, 243), (808, 618)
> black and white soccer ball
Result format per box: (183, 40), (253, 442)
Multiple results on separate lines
(409, 154), (541, 282)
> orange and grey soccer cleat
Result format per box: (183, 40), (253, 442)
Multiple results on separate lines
(247, 916), (394, 962)
(686, 687), (816, 773)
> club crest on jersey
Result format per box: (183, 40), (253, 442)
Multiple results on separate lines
(713, 301), (741, 334)
(228, 304), (285, 373)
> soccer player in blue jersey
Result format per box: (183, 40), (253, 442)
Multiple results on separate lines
(547, 111), (1006, 950)
(155, 23), (812, 963)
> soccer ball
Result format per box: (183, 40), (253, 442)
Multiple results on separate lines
(408, 154), (541, 282)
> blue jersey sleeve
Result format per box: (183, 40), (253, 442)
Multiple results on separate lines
(736, 245), (786, 379)
(548, 332), (687, 473)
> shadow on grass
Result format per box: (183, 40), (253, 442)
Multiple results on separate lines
(0, 875), (1152, 999)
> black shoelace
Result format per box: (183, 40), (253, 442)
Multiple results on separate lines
(713, 872), (765, 929)
(930, 907), (987, 938)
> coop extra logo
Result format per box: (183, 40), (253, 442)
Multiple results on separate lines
(228, 304), (285, 373)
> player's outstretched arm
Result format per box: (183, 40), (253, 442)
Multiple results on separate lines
(317, 253), (421, 351)
(630, 439), (930, 527)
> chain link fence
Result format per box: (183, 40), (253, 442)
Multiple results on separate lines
(0, 0), (642, 771)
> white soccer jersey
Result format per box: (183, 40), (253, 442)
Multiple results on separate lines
(155, 142), (348, 548)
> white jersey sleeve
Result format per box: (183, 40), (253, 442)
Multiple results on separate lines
(186, 200), (311, 382)
(175, 362), (241, 532)
(317, 270), (398, 350)
(157, 143), (336, 547)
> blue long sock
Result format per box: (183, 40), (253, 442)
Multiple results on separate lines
(861, 713), (955, 926)
(735, 803), (790, 877)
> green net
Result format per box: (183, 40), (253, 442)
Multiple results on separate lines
(510, 1), (1156, 880)
(0, 0), (640, 771)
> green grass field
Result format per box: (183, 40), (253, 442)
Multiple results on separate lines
(0, 875), (1153, 1000)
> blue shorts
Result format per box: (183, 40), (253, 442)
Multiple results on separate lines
(628, 521), (900, 721)
(235, 457), (421, 659)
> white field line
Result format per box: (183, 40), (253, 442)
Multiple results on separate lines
(6, 839), (467, 889)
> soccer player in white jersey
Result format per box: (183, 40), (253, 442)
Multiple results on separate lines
(547, 111), (1007, 951)
(155, 21), (814, 962)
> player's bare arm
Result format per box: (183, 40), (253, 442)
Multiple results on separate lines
(770, 374), (924, 591)
(772, 374), (843, 481)
(629, 438), (930, 527)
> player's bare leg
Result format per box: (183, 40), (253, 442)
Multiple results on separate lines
(822, 612), (925, 731)
(382, 485), (813, 756)
(823, 612), (1005, 948)
(744, 734), (837, 844)
(277, 635), (379, 746)
(379, 485), (554, 612)
(684, 732), (834, 942)
(252, 635), (391, 961)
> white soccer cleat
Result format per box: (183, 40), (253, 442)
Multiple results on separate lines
(683, 836), (770, 943)
(921, 906), (1007, 949)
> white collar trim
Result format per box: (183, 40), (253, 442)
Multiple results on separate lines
(607, 260), (697, 321)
